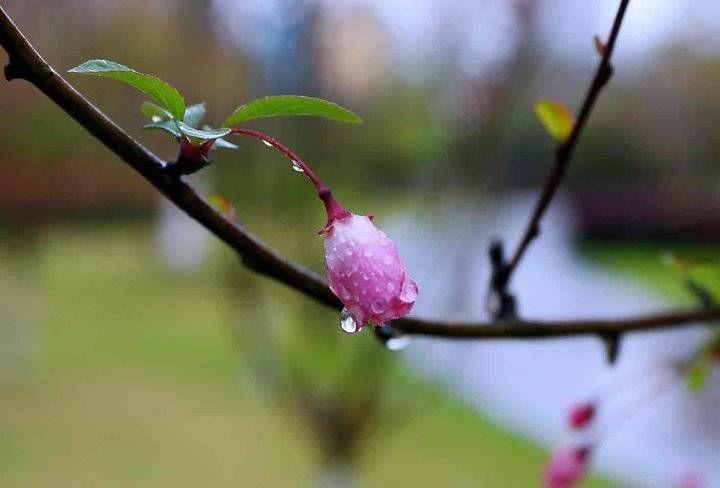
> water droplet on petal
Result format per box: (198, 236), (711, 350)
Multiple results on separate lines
(291, 161), (305, 172)
(340, 308), (359, 334)
(386, 335), (411, 351)
(262, 140), (273, 147)
(399, 278), (418, 303)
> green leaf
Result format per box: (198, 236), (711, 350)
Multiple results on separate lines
(183, 103), (207, 128)
(534, 99), (574, 143)
(177, 121), (230, 141)
(142, 107), (231, 145)
(687, 360), (711, 393)
(144, 119), (181, 138)
(69, 59), (185, 120)
(223, 95), (362, 127)
(212, 138), (238, 150)
(141, 101), (173, 121)
(200, 126), (237, 150)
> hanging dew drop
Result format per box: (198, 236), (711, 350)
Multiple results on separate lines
(339, 308), (359, 334)
(373, 324), (410, 351)
(386, 335), (411, 351)
(262, 140), (273, 147)
(291, 161), (305, 173)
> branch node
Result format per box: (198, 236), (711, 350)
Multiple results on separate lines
(165, 153), (211, 178)
(487, 239), (517, 320)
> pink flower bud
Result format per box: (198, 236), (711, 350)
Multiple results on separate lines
(544, 446), (590, 488)
(568, 402), (596, 430)
(324, 213), (418, 332)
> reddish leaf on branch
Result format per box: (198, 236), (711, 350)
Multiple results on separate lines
(593, 35), (607, 56)
(535, 100), (575, 143)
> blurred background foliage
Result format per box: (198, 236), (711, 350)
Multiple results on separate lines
(1, 0), (719, 486)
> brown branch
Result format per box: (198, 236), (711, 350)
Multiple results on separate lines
(396, 308), (720, 339)
(2, 3), (718, 342)
(499, 0), (631, 288)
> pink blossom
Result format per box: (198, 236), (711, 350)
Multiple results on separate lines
(544, 446), (590, 488)
(568, 402), (596, 430)
(323, 213), (418, 332)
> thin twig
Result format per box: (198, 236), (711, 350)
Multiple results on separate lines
(3, 3), (717, 342)
(501, 0), (631, 286)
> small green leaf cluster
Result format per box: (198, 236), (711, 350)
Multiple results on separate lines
(69, 59), (361, 158)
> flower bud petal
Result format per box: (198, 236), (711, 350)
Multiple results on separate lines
(324, 214), (418, 330)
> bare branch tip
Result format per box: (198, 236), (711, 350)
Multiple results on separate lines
(601, 332), (622, 365)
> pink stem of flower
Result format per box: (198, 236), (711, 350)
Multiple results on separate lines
(230, 127), (350, 223)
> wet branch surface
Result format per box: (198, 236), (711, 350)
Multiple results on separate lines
(1, 2), (718, 342)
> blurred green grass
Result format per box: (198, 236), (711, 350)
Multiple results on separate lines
(0, 223), (611, 486)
